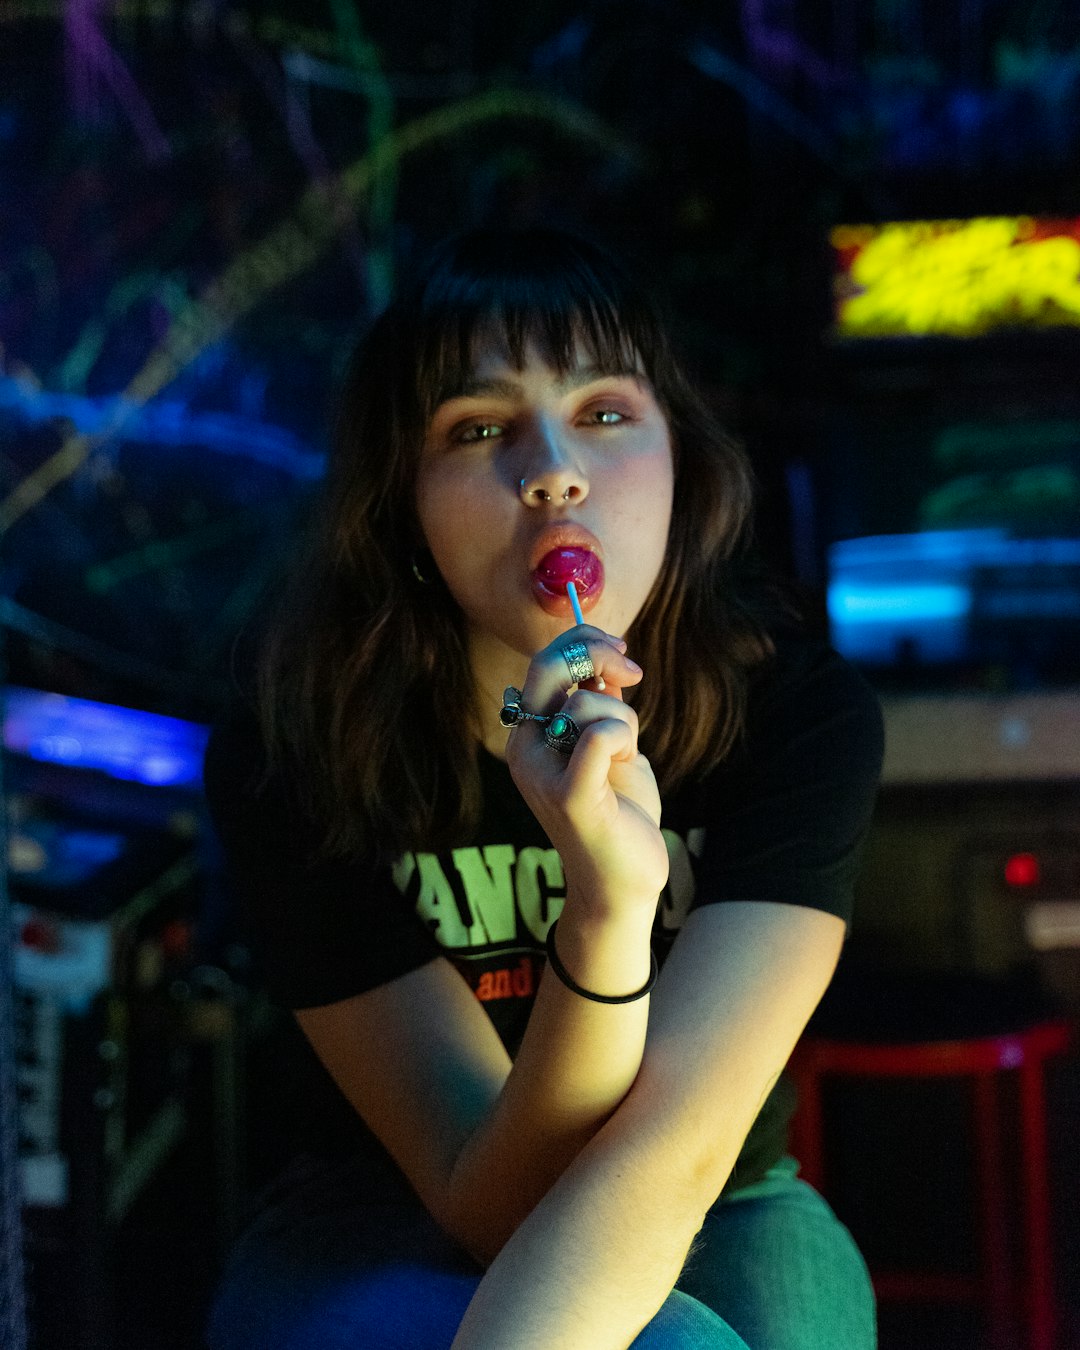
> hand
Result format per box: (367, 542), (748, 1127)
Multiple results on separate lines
(504, 626), (669, 917)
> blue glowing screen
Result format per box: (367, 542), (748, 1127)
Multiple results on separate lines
(827, 529), (1080, 666)
(4, 687), (209, 788)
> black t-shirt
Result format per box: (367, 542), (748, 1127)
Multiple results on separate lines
(203, 633), (883, 1198)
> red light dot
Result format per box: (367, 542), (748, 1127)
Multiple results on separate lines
(1004, 852), (1041, 888)
(20, 917), (61, 954)
(161, 919), (191, 961)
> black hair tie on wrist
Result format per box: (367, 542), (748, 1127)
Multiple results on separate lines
(544, 919), (658, 1004)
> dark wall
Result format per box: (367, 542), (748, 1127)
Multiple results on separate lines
(4, 1), (1080, 719)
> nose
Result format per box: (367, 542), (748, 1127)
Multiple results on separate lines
(517, 421), (589, 507)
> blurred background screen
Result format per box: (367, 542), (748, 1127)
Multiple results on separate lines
(823, 216), (1080, 688)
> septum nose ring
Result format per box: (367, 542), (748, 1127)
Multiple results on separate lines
(521, 479), (574, 503)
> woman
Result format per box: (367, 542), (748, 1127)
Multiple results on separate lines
(203, 227), (884, 1349)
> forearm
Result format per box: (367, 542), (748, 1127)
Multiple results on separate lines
(444, 891), (656, 1261)
(451, 1109), (706, 1350)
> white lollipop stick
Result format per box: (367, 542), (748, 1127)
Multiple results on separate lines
(566, 579), (585, 626)
(566, 579), (604, 687)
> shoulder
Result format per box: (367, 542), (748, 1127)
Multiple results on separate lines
(202, 701), (442, 1009)
(663, 630), (883, 924)
(744, 627), (884, 772)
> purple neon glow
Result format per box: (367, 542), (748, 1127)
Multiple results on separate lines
(65, 0), (170, 158)
(4, 686), (208, 788)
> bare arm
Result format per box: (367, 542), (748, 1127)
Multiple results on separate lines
(454, 1111), (702, 1350)
(445, 900), (655, 1259)
(451, 900), (845, 1349)
(296, 898), (655, 1264)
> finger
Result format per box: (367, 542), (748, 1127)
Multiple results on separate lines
(560, 689), (639, 747)
(559, 719), (641, 799)
(521, 634), (642, 716)
(550, 623), (629, 689)
(561, 624), (628, 653)
(509, 700), (638, 790)
(577, 673), (615, 698)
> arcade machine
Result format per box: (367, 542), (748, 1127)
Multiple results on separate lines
(5, 688), (214, 1350)
(819, 215), (1080, 995)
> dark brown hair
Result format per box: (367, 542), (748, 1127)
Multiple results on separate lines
(258, 228), (775, 859)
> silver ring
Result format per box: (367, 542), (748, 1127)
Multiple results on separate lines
(562, 641), (594, 684)
(499, 686), (551, 729)
(544, 712), (581, 755)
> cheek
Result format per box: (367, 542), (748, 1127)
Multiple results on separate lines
(415, 463), (511, 588)
(417, 513), (474, 591)
(415, 463), (466, 555)
(607, 452), (674, 541)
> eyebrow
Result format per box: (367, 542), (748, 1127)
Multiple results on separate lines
(439, 365), (647, 403)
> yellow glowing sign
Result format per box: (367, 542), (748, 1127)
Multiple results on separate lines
(831, 217), (1080, 337)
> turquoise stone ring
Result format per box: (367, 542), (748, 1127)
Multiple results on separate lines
(544, 711), (581, 755)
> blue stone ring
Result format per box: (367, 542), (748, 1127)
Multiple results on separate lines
(544, 711), (581, 755)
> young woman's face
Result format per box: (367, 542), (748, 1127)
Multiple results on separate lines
(415, 333), (675, 667)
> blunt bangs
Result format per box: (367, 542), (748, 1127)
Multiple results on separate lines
(403, 229), (668, 426)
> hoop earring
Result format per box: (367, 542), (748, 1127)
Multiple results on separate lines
(410, 549), (436, 585)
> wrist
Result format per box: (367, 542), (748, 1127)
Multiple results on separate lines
(560, 867), (662, 923)
(549, 899), (657, 1002)
(546, 920), (657, 1004)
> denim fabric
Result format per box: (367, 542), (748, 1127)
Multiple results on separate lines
(207, 1155), (875, 1350)
(677, 1156), (877, 1350)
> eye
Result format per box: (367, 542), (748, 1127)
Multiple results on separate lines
(580, 405), (631, 427)
(455, 420), (506, 444)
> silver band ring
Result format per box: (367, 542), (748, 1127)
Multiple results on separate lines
(562, 641), (594, 685)
(499, 686), (550, 730)
(544, 712), (581, 755)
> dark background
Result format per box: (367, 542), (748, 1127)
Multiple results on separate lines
(4, 3), (1080, 1349)
(6, 0), (1080, 717)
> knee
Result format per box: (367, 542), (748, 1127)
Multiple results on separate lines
(205, 1262), (308, 1350)
(631, 1289), (750, 1349)
(204, 1250), (371, 1350)
(207, 1250), (480, 1350)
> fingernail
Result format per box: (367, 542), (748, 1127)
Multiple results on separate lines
(624, 657), (642, 673)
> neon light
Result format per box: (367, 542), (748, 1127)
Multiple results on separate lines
(64, 0), (170, 157)
(827, 529), (1080, 664)
(3, 688), (208, 788)
(1, 89), (635, 532)
(1004, 853), (1041, 888)
(828, 583), (972, 622)
(0, 377), (323, 480)
(830, 530), (1080, 569)
(831, 217), (1080, 337)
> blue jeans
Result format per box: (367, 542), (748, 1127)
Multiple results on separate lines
(207, 1155), (876, 1350)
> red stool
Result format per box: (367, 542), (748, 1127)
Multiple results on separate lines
(789, 1020), (1071, 1350)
